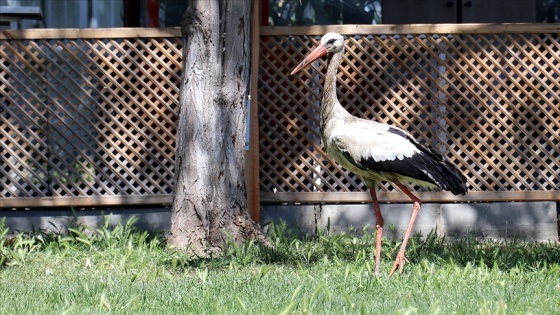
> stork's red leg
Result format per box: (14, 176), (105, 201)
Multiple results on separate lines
(389, 181), (421, 276)
(368, 188), (384, 276)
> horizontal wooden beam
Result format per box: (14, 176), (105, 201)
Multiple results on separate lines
(260, 23), (560, 36)
(3, 24), (557, 40)
(261, 191), (560, 204)
(2, 190), (558, 208)
(0, 27), (181, 39)
(0, 195), (173, 208)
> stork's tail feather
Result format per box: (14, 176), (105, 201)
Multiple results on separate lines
(426, 159), (467, 195)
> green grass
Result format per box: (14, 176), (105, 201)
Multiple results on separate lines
(1, 218), (559, 314)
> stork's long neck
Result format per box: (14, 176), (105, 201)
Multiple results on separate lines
(321, 49), (350, 131)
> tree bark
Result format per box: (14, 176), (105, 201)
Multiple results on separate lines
(167, 0), (265, 255)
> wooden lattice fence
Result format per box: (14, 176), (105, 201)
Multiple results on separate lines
(258, 25), (560, 203)
(0, 25), (559, 208)
(0, 29), (182, 206)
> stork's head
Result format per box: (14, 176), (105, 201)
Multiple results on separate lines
(291, 33), (344, 75)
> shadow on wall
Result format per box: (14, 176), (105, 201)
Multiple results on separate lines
(1, 201), (558, 242)
(1, 206), (171, 235)
(261, 201), (558, 242)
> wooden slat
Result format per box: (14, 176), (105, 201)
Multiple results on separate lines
(0, 195), (173, 208)
(2, 25), (559, 40)
(248, 0), (261, 221)
(2, 190), (558, 208)
(0, 27), (181, 40)
(261, 24), (560, 36)
(261, 191), (560, 204)
(2, 190), (559, 208)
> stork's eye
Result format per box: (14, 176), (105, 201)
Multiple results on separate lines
(326, 38), (336, 45)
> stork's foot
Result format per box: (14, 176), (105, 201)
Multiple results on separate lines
(388, 251), (410, 277)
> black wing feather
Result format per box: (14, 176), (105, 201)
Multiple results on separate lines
(344, 127), (467, 195)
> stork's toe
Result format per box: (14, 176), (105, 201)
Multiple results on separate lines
(388, 252), (409, 276)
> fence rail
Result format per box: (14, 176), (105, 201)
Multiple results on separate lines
(0, 24), (559, 208)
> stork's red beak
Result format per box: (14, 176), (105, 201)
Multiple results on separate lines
(290, 45), (328, 75)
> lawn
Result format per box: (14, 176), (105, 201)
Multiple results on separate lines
(1, 218), (559, 314)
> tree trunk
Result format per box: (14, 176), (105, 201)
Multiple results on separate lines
(167, 0), (264, 255)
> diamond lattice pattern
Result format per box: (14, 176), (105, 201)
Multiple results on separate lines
(258, 34), (559, 193)
(0, 38), (182, 197)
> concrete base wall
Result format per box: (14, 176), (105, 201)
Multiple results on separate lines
(261, 202), (559, 241)
(1, 202), (558, 241)
(1, 207), (172, 234)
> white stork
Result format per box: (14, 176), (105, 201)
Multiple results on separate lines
(291, 33), (467, 276)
